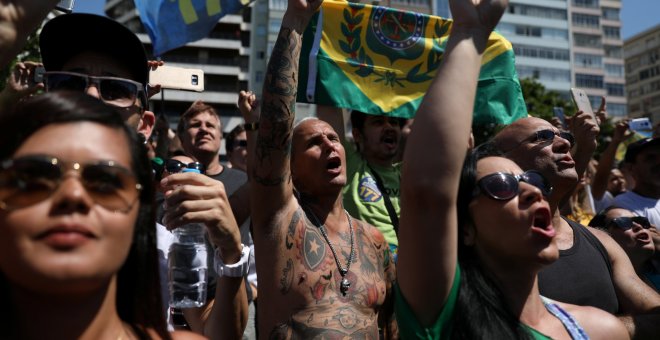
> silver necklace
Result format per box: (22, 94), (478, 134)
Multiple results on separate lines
(305, 206), (355, 296)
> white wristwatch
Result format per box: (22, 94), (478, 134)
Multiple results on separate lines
(214, 244), (251, 277)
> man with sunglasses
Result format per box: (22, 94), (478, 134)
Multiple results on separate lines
(39, 13), (154, 139)
(590, 207), (659, 292)
(494, 116), (660, 338)
(225, 124), (248, 173)
(613, 138), (660, 228)
(38, 13), (249, 339)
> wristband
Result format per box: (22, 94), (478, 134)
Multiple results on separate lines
(214, 244), (251, 277)
(244, 122), (259, 131)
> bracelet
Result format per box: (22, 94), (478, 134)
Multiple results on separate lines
(214, 244), (251, 278)
(243, 122), (259, 131)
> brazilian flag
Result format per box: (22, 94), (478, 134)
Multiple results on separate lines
(298, 0), (527, 125)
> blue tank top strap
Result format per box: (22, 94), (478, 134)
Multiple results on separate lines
(540, 296), (590, 340)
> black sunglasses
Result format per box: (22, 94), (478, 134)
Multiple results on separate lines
(607, 216), (652, 231)
(44, 71), (147, 109)
(164, 159), (205, 174)
(473, 170), (553, 201)
(0, 155), (142, 213)
(527, 129), (575, 148)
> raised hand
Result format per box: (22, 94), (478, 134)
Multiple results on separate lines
(282, 0), (323, 33)
(238, 90), (259, 122)
(0, 61), (43, 102)
(449, 0), (508, 34)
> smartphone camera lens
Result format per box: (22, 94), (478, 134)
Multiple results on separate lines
(191, 75), (198, 86)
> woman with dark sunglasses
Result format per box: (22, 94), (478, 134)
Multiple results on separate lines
(590, 207), (660, 292)
(395, 0), (627, 338)
(0, 92), (203, 339)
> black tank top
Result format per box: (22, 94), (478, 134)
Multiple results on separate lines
(538, 218), (619, 314)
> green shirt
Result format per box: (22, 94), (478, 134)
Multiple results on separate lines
(395, 266), (552, 340)
(342, 140), (400, 248)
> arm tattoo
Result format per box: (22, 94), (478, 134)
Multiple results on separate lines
(255, 26), (302, 187)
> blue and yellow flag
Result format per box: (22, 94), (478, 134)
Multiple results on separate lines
(298, 0), (527, 125)
(134, 0), (250, 56)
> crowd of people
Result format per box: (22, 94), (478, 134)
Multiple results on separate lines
(1, 0), (660, 339)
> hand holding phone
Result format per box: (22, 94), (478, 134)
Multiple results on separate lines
(149, 65), (204, 92)
(570, 88), (595, 119)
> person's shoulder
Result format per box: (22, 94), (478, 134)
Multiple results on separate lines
(557, 302), (629, 340)
(353, 216), (387, 247)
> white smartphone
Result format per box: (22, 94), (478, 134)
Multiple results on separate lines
(570, 88), (594, 119)
(56, 0), (76, 13)
(629, 118), (652, 132)
(149, 65), (204, 92)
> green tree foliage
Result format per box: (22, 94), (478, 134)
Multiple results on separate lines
(520, 77), (574, 121)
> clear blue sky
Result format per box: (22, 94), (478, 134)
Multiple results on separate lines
(75, 0), (659, 40)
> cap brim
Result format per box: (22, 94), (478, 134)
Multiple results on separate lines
(40, 13), (148, 87)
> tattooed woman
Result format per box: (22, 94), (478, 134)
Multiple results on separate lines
(242, 0), (396, 338)
(396, 0), (629, 339)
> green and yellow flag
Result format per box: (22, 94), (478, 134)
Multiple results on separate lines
(298, 0), (527, 125)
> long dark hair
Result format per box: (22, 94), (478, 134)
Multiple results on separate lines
(0, 92), (169, 339)
(452, 142), (533, 340)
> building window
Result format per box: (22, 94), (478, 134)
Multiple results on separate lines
(508, 4), (566, 20)
(603, 26), (620, 40)
(572, 0), (599, 8)
(517, 66), (571, 82)
(607, 103), (626, 117)
(572, 13), (599, 29)
(255, 71), (264, 83)
(269, 19), (282, 34)
(602, 7), (620, 21)
(513, 45), (569, 61)
(606, 83), (624, 96)
(575, 73), (604, 89)
(574, 53), (603, 69)
(573, 33), (602, 48)
(605, 63), (624, 77)
(604, 45), (623, 58)
(515, 25), (542, 37)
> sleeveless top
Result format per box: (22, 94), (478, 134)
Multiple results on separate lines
(541, 296), (590, 339)
(538, 218), (619, 314)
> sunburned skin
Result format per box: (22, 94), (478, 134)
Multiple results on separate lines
(251, 9), (396, 338)
(260, 209), (394, 339)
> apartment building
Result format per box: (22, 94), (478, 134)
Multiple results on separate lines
(497, 0), (573, 99)
(624, 24), (660, 123)
(569, 0), (626, 117)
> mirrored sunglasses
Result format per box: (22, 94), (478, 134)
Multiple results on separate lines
(43, 71), (147, 108)
(607, 216), (651, 231)
(0, 155), (142, 213)
(164, 159), (205, 174)
(473, 170), (553, 201)
(529, 129), (575, 148)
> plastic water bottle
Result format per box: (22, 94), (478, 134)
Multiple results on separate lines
(168, 165), (208, 308)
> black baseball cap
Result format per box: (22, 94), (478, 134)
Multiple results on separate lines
(40, 13), (148, 87)
(624, 137), (660, 163)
